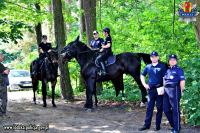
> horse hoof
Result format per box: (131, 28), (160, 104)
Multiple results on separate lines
(43, 105), (47, 108)
(53, 105), (57, 108)
(32, 101), (36, 105)
(93, 105), (98, 108)
(86, 108), (93, 112)
(83, 105), (88, 110)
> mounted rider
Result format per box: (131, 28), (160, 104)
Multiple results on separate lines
(90, 30), (104, 50)
(97, 27), (112, 76)
(31, 35), (52, 77)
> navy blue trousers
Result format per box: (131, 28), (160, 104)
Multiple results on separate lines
(163, 86), (181, 131)
(144, 88), (163, 127)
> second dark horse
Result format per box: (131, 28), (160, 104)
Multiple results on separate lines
(30, 47), (58, 107)
(61, 36), (152, 111)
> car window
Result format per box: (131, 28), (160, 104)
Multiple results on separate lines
(10, 71), (30, 77)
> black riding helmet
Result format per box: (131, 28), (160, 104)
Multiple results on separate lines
(102, 27), (110, 34)
(42, 35), (47, 39)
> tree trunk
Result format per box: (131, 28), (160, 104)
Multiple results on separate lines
(68, 0), (72, 33)
(35, 3), (42, 55)
(62, 0), (67, 39)
(83, 0), (97, 46)
(47, 2), (54, 44)
(191, 0), (200, 51)
(78, 0), (86, 41)
(52, 0), (73, 100)
(83, 0), (103, 95)
(78, 0), (86, 92)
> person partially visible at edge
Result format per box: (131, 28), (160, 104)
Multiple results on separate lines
(160, 54), (185, 133)
(31, 35), (52, 77)
(0, 53), (10, 117)
(89, 30), (104, 50)
(139, 51), (166, 131)
(96, 27), (112, 76)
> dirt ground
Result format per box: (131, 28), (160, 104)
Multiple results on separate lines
(0, 91), (199, 133)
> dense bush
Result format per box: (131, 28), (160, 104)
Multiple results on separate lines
(180, 54), (200, 126)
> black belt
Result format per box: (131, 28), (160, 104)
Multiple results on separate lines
(165, 84), (179, 87)
(151, 84), (163, 89)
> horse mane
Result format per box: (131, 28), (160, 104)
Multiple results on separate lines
(75, 41), (99, 61)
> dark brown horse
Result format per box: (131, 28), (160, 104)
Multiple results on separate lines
(61, 37), (152, 112)
(30, 47), (58, 107)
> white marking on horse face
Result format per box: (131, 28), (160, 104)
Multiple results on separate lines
(61, 52), (66, 57)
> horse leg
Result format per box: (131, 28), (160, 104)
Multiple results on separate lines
(85, 78), (95, 112)
(119, 75), (125, 98)
(42, 81), (47, 107)
(125, 59), (147, 103)
(32, 78), (38, 105)
(111, 78), (120, 97)
(83, 79), (88, 110)
(51, 80), (57, 107)
(93, 83), (98, 108)
(131, 73), (147, 103)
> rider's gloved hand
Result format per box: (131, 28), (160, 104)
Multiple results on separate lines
(43, 51), (49, 57)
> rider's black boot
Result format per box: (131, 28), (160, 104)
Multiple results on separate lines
(98, 62), (107, 76)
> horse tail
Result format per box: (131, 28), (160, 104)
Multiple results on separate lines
(137, 53), (169, 69)
(137, 53), (151, 65)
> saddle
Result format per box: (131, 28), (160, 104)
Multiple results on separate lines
(95, 52), (116, 67)
(35, 58), (51, 74)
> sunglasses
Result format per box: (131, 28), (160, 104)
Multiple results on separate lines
(93, 33), (97, 35)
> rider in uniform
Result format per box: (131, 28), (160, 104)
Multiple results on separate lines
(90, 30), (104, 50)
(161, 54), (185, 133)
(32, 35), (52, 77)
(97, 28), (112, 76)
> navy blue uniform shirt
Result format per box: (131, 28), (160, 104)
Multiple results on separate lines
(142, 63), (166, 88)
(103, 36), (112, 52)
(90, 38), (104, 49)
(164, 65), (185, 85)
(39, 42), (52, 52)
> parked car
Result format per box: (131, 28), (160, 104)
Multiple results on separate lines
(7, 70), (33, 92)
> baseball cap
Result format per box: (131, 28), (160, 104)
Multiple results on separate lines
(150, 51), (159, 57)
(93, 30), (99, 34)
(168, 54), (177, 60)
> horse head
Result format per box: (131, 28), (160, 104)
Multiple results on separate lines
(49, 45), (58, 64)
(61, 36), (79, 65)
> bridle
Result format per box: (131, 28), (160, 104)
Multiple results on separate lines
(62, 42), (77, 59)
(48, 49), (58, 63)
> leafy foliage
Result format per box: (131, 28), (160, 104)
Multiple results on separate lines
(0, 19), (33, 44)
(180, 54), (200, 126)
(1, 0), (200, 126)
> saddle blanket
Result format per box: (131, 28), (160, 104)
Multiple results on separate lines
(95, 55), (116, 67)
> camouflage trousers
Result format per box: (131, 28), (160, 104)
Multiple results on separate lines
(0, 84), (7, 114)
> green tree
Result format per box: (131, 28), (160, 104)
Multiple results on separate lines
(52, 0), (73, 100)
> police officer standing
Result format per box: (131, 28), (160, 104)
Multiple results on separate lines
(0, 53), (10, 116)
(90, 30), (104, 50)
(161, 54), (185, 133)
(32, 35), (52, 77)
(139, 52), (166, 131)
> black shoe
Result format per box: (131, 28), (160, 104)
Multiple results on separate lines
(154, 126), (160, 131)
(138, 126), (150, 131)
(171, 130), (180, 133)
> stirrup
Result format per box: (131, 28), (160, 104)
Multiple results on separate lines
(98, 71), (107, 76)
